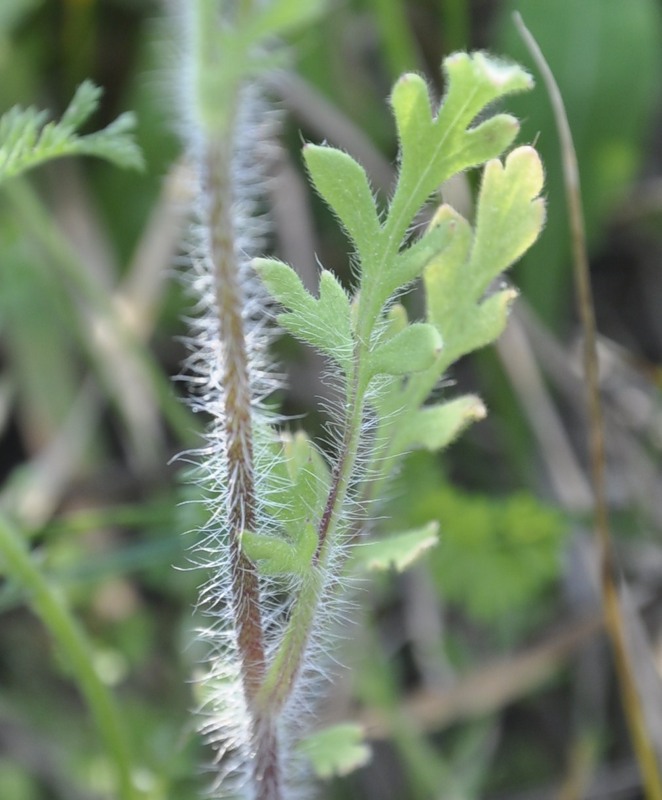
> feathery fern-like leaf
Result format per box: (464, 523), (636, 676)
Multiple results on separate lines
(0, 80), (143, 183)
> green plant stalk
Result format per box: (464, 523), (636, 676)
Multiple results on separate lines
(254, 107), (467, 713)
(515, 13), (662, 799)
(256, 569), (324, 713)
(256, 354), (368, 712)
(0, 514), (140, 800)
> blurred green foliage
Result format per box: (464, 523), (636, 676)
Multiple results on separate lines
(389, 452), (566, 631)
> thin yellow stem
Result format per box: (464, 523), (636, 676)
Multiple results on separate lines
(515, 13), (662, 799)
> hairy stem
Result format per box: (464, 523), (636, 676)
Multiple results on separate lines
(257, 352), (368, 715)
(256, 571), (324, 714)
(205, 138), (281, 799)
(206, 140), (266, 694)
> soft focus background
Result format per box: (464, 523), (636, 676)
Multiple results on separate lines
(1, 1), (662, 798)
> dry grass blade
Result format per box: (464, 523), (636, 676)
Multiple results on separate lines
(514, 12), (662, 798)
(361, 614), (601, 738)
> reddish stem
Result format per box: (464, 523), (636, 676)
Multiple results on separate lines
(205, 140), (282, 799)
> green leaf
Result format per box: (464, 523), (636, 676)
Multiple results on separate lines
(369, 323), (442, 377)
(368, 218), (455, 309)
(469, 146), (546, 297)
(241, 525), (317, 577)
(353, 522), (439, 572)
(280, 431), (331, 534)
(0, 81), (143, 183)
(387, 53), (532, 239)
(298, 723), (371, 778)
(383, 303), (409, 336)
(303, 144), (381, 264)
(59, 80), (101, 129)
(244, 0), (325, 41)
(424, 146), (544, 367)
(256, 430), (330, 577)
(393, 395), (487, 453)
(255, 259), (353, 373)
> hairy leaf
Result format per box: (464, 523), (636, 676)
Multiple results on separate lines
(303, 144), (381, 265)
(393, 395), (487, 453)
(369, 323), (442, 378)
(469, 146), (546, 295)
(387, 53), (532, 240)
(262, 431), (330, 547)
(424, 146), (545, 368)
(255, 259), (353, 373)
(353, 522), (440, 573)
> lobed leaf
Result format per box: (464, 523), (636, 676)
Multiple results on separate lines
(364, 218), (454, 313)
(393, 395), (487, 454)
(59, 81), (101, 129)
(298, 723), (371, 778)
(468, 146), (546, 297)
(387, 53), (533, 238)
(255, 259), (353, 373)
(424, 146), (544, 367)
(0, 81), (143, 183)
(352, 522), (440, 573)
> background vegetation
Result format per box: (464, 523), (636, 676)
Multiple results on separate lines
(1, 0), (661, 798)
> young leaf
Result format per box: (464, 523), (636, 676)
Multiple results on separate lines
(298, 723), (371, 779)
(387, 53), (533, 237)
(352, 522), (440, 573)
(303, 144), (381, 265)
(255, 259), (353, 373)
(0, 80), (143, 183)
(281, 431), (331, 535)
(424, 146), (545, 367)
(261, 432), (330, 560)
(369, 323), (442, 378)
(468, 146), (546, 298)
(393, 395), (487, 453)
